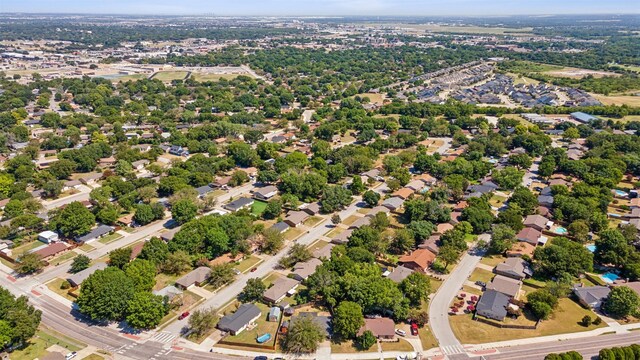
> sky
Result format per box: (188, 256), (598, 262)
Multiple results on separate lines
(2, 0), (638, 16)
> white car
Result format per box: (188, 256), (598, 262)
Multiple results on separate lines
(65, 352), (77, 360)
(395, 329), (406, 337)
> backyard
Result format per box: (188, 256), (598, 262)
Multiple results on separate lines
(222, 303), (280, 348)
(450, 298), (605, 343)
(252, 201), (268, 216)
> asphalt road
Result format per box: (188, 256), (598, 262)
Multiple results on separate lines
(428, 248), (488, 356)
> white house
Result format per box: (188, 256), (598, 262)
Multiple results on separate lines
(38, 230), (59, 244)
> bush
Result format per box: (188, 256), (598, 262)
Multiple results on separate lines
(581, 315), (592, 327)
(355, 330), (376, 350)
(60, 280), (71, 290)
(593, 317), (602, 325)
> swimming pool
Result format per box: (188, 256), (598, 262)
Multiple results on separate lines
(601, 272), (620, 284)
(554, 227), (568, 235)
(615, 189), (629, 197)
(586, 244), (596, 253)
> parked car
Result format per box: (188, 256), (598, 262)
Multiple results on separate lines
(395, 329), (406, 337)
(251, 267), (258, 272)
(410, 322), (419, 336)
(178, 311), (190, 320)
(65, 352), (77, 360)
(254, 357), (268, 360)
(475, 280), (486, 287)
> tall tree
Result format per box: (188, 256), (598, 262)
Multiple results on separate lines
(332, 301), (364, 339)
(76, 267), (135, 321)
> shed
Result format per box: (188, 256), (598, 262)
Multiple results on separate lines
(268, 306), (281, 322)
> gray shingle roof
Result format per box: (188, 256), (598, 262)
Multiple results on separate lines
(217, 303), (261, 333)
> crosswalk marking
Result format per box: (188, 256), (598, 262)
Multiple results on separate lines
(152, 331), (177, 344)
(441, 345), (466, 355)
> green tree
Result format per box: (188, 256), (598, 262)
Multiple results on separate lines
(320, 185), (352, 213)
(400, 272), (432, 306)
(124, 259), (157, 292)
(262, 199), (282, 220)
(260, 228), (285, 255)
(52, 201), (95, 238)
(438, 245), (461, 271)
(492, 167), (524, 190)
(240, 278), (265, 303)
(208, 263), (236, 289)
(15, 253), (45, 275)
(595, 229), (631, 268)
(76, 267), (135, 321)
(171, 199), (198, 225)
(362, 190), (380, 208)
(568, 220), (590, 243)
(489, 224), (516, 255)
(126, 292), (166, 330)
(229, 170), (249, 187)
(331, 214), (341, 226)
(187, 308), (218, 340)
(390, 229), (415, 254)
(139, 237), (169, 266)
(0, 287), (41, 346)
(162, 250), (192, 275)
(109, 247), (132, 269)
(355, 330), (376, 350)
(332, 301), (364, 339)
(133, 204), (155, 225)
(603, 286), (640, 318)
(282, 316), (325, 353)
(70, 254), (91, 273)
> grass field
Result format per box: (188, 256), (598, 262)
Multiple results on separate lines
(113, 74), (148, 82)
(381, 339), (413, 352)
(222, 303), (279, 347)
(468, 268), (495, 284)
(46, 278), (76, 302)
(418, 325), (439, 350)
(307, 240), (330, 253)
(152, 71), (189, 81)
(252, 200), (268, 216)
(303, 216), (323, 227)
(98, 233), (122, 244)
(79, 243), (95, 252)
(480, 255), (507, 268)
(450, 298), (604, 344)
(234, 255), (262, 273)
(592, 94), (640, 107)
(358, 92), (384, 104)
(342, 215), (360, 226)
(51, 251), (77, 265)
(10, 328), (85, 360)
(284, 227), (305, 241)
(12, 240), (44, 255)
(330, 339), (378, 353)
(378, 23), (533, 35)
(191, 73), (239, 82)
(543, 67), (619, 79)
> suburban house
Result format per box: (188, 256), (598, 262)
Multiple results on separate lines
(312, 243), (335, 259)
(160, 228), (179, 242)
(32, 242), (68, 260)
(523, 215), (549, 232)
(253, 185), (278, 201)
(217, 303), (262, 336)
(37, 230), (59, 244)
(573, 285), (611, 309)
(269, 221), (290, 234)
(494, 258), (533, 281)
(212, 176), (232, 188)
(398, 249), (436, 273)
(291, 258), (322, 282)
(62, 179), (82, 192)
(516, 227), (543, 245)
(290, 312), (331, 337)
(284, 211), (309, 228)
(486, 275), (522, 299)
(367, 206), (390, 218)
(223, 197), (254, 212)
(131, 159), (149, 171)
(263, 276), (300, 303)
(382, 197), (405, 211)
(153, 285), (183, 301)
(357, 318), (396, 340)
(387, 266), (414, 283)
(476, 289), (511, 321)
(67, 263), (108, 287)
(75, 225), (114, 243)
(436, 223), (454, 234)
(349, 216), (371, 230)
(175, 266), (212, 290)
(331, 229), (353, 245)
(117, 213), (135, 227)
(392, 187), (414, 200)
(419, 235), (441, 255)
(538, 195), (554, 207)
(195, 185), (214, 198)
(300, 202), (321, 216)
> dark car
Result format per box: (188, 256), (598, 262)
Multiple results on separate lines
(178, 311), (190, 320)
(254, 357), (268, 360)
(475, 280), (486, 288)
(251, 267), (258, 272)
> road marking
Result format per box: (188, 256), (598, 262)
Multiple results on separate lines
(152, 331), (177, 344)
(441, 345), (466, 355)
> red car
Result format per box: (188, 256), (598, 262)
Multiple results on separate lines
(178, 311), (190, 320)
(251, 267), (258, 272)
(410, 322), (419, 336)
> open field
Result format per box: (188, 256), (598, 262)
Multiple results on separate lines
(152, 71), (189, 81)
(376, 23), (533, 35)
(592, 94), (640, 107)
(191, 73), (239, 82)
(450, 298), (605, 344)
(543, 67), (619, 79)
(9, 328), (85, 360)
(358, 92), (385, 104)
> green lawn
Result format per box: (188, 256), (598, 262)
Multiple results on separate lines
(79, 243), (95, 252)
(152, 71), (189, 81)
(9, 328), (85, 360)
(234, 256), (262, 273)
(380, 339), (414, 352)
(12, 240), (43, 255)
(303, 216), (323, 228)
(222, 303), (279, 347)
(192, 73), (240, 81)
(450, 298), (604, 344)
(46, 278), (76, 302)
(81, 355), (105, 360)
(468, 268), (495, 284)
(480, 255), (507, 268)
(50, 251), (77, 265)
(252, 201), (268, 216)
(418, 325), (439, 350)
(284, 227), (304, 241)
(330, 339), (378, 353)
(98, 233), (122, 244)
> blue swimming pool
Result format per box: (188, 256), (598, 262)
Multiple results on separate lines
(586, 244), (596, 253)
(615, 189), (629, 197)
(602, 272), (620, 284)
(554, 227), (568, 235)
